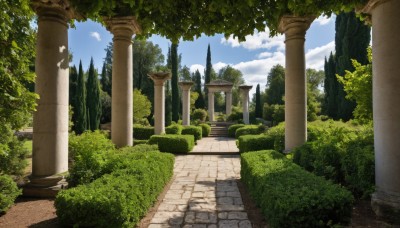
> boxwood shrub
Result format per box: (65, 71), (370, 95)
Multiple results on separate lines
(181, 126), (202, 141)
(235, 125), (267, 138)
(133, 124), (154, 140)
(122, 144), (158, 153)
(165, 124), (183, 135)
(149, 135), (194, 153)
(133, 139), (148, 145)
(241, 150), (354, 228)
(228, 124), (245, 137)
(0, 175), (21, 213)
(198, 123), (211, 137)
(55, 151), (174, 228)
(238, 134), (274, 153)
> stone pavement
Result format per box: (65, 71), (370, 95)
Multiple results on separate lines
(148, 155), (251, 228)
(191, 137), (239, 154)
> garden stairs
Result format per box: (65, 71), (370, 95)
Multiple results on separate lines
(209, 121), (231, 137)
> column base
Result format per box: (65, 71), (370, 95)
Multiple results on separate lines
(22, 175), (68, 198)
(371, 190), (400, 225)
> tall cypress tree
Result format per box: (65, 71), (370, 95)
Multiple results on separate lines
(171, 43), (179, 122)
(165, 82), (172, 126)
(100, 63), (111, 96)
(86, 58), (102, 131)
(69, 65), (78, 126)
(255, 84), (262, 118)
(204, 44), (212, 107)
(194, 70), (205, 109)
(75, 60), (87, 134)
(323, 53), (338, 119)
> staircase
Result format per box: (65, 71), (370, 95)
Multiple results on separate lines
(209, 122), (231, 137)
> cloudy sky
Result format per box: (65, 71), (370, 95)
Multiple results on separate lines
(68, 15), (336, 96)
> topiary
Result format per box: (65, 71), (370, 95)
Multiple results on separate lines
(191, 109), (207, 122)
(0, 175), (21, 214)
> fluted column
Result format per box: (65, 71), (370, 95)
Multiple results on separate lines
(362, 0), (400, 224)
(149, 72), (171, 134)
(29, 0), (73, 190)
(179, 82), (194, 126)
(279, 16), (314, 151)
(208, 92), (215, 121)
(105, 17), (140, 147)
(239, 85), (252, 124)
(226, 91), (233, 116)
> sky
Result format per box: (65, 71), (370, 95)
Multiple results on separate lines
(68, 15), (336, 96)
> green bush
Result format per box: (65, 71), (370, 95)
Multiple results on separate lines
(55, 151), (174, 228)
(0, 175), (21, 213)
(68, 131), (115, 187)
(191, 109), (207, 122)
(181, 126), (202, 141)
(122, 144), (158, 153)
(228, 124), (245, 137)
(198, 123), (211, 137)
(165, 124), (183, 135)
(241, 150), (353, 228)
(227, 107), (243, 123)
(238, 134), (274, 153)
(133, 139), (148, 145)
(0, 128), (29, 177)
(149, 135), (195, 153)
(235, 125), (267, 138)
(133, 124), (154, 140)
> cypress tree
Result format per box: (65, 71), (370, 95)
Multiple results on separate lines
(100, 63), (111, 96)
(204, 44), (212, 107)
(86, 58), (102, 131)
(75, 60), (87, 134)
(69, 65), (78, 126)
(194, 70), (206, 109)
(255, 84), (262, 118)
(165, 82), (172, 126)
(323, 53), (339, 119)
(171, 43), (179, 122)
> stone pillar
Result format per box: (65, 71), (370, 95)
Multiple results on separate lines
(28, 0), (73, 194)
(226, 91), (232, 116)
(239, 85), (252, 124)
(279, 16), (314, 151)
(362, 0), (400, 223)
(105, 17), (140, 147)
(208, 91), (215, 121)
(149, 72), (171, 134)
(179, 82), (194, 126)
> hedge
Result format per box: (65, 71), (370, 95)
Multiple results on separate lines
(165, 124), (183, 135)
(123, 144), (158, 153)
(0, 175), (21, 213)
(133, 125), (154, 140)
(235, 125), (267, 138)
(238, 134), (274, 153)
(198, 123), (211, 137)
(241, 150), (354, 228)
(133, 139), (148, 145)
(181, 126), (202, 141)
(228, 124), (245, 137)
(55, 151), (174, 228)
(149, 135), (194, 153)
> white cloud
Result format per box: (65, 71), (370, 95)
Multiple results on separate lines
(314, 15), (333, 26)
(213, 62), (228, 73)
(189, 64), (205, 74)
(306, 41), (335, 70)
(221, 28), (285, 51)
(257, 52), (273, 59)
(90, 32), (101, 41)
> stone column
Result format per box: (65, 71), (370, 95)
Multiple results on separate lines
(149, 72), (171, 134)
(279, 16), (314, 151)
(208, 91), (215, 121)
(362, 0), (400, 223)
(179, 82), (194, 126)
(239, 85), (252, 124)
(28, 0), (73, 194)
(105, 17), (140, 147)
(226, 91), (233, 116)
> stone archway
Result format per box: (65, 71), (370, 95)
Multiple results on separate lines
(205, 80), (233, 121)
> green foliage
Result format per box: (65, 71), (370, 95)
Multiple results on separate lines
(121, 144), (158, 153)
(236, 123), (285, 153)
(0, 175), (21, 213)
(191, 109), (207, 122)
(182, 126), (202, 141)
(69, 65), (78, 125)
(227, 106), (243, 123)
(228, 124), (245, 138)
(193, 70), (205, 109)
(204, 44), (212, 107)
(75, 61), (87, 134)
(133, 139), (148, 145)
(55, 151), (174, 227)
(100, 62), (111, 96)
(198, 123), (211, 137)
(171, 43), (179, 122)
(217, 66), (244, 106)
(323, 53), (339, 119)
(86, 58), (102, 131)
(235, 125), (267, 139)
(133, 89), (152, 123)
(165, 82), (172, 127)
(265, 64), (285, 105)
(133, 124), (154, 140)
(165, 124), (183, 135)
(149, 135), (194, 153)
(100, 90), (111, 124)
(241, 150), (354, 228)
(255, 84), (262, 118)
(263, 104), (284, 125)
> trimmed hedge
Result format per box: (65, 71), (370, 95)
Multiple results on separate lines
(198, 123), (211, 137)
(133, 125), (154, 140)
(124, 144), (158, 153)
(149, 135), (194, 153)
(165, 124), (183, 135)
(235, 125), (267, 138)
(55, 151), (174, 228)
(228, 124), (245, 137)
(181, 126), (202, 141)
(241, 150), (354, 228)
(133, 139), (148, 145)
(238, 134), (274, 153)
(0, 175), (21, 213)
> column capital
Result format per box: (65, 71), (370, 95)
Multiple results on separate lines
(149, 72), (171, 86)
(179, 81), (194, 91)
(31, 0), (78, 25)
(278, 15), (315, 41)
(239, 85), (253, 93)
(104, 16), (141, 41)
(360, 0), (390, 14)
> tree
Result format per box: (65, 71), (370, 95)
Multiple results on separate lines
(217, 65), (244, 106)
(101, 43), (112, 96)
(255, 84), (262, 118)
(180, 65), (191, 81)
(194, 70), (205, 109)
(204, 44), (212, 107)
(69, 65), (78, 125)
(165, 82), (172, 126)
(75, 60), (87, 134)
(265, 64), (285, 105)
(323, 53), (338, 119)
(133, 89), (151, 123)
(306, 69), (324, 121)
(171, 43), (179, 122)
(86, 58), (102, 131)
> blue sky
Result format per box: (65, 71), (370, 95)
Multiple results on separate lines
(68, 15), (336, 96)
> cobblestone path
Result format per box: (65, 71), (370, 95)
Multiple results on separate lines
(148, 155), (252, 228)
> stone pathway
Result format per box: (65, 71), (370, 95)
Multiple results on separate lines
(191, 137), (239, 154)
(148, 155), (251, 228)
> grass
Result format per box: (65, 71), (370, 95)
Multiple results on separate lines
(23, 140), (32, 155)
